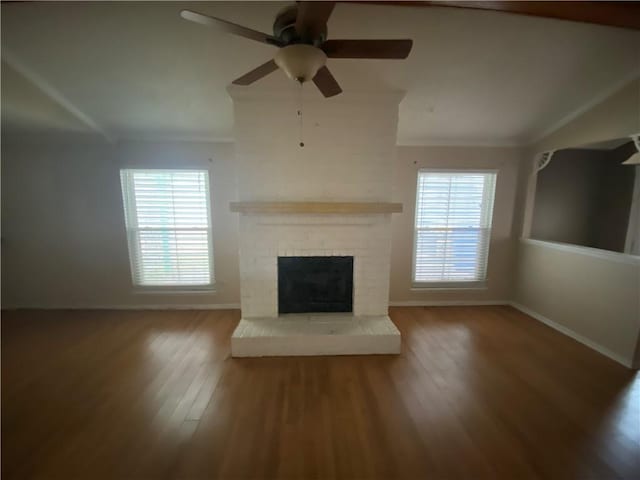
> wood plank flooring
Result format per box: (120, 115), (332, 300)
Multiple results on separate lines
(2, 306), (638, 479)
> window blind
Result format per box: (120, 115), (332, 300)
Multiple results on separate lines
(120, 169), (213, 287)
(413, 170), (497, 284)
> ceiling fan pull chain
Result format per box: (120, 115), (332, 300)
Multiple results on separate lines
(298, 81), (305, 148)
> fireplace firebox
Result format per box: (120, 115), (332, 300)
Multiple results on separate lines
(278, 256), (353, 314)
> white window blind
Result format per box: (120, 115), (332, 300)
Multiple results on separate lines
(120, 169), (214, 287)
(413, 170), (497, 284)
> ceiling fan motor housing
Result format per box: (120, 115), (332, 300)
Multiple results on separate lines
(273, 4), (327, 46)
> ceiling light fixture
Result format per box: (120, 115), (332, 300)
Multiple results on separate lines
(274, 44), (327, 84)
(273, 44), (327, 149)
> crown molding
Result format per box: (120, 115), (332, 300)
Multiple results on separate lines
(397, 136), (523, 148)
(3, 70), (637, 150)
(1, 132), (238, 146)
(2, 47), (115, 143)
(526, 69), (640, 146)
(226, 85), (406, 105)
(1, 131), (112, 146)
(116, 134), (235, 144)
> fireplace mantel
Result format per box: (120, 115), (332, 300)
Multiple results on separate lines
(230, 201), (403, 215)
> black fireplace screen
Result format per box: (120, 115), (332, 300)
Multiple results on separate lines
(278, 256), (353, 314)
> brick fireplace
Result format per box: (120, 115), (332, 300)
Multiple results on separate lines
(228, 87), (403, 356)
(238, 213), (393, 317)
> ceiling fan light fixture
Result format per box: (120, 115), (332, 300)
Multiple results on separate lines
(274, 44), (327, 83)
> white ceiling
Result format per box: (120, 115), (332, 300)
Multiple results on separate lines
(2, 1), (639, 145)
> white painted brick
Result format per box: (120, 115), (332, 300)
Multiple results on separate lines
(230, 91), (401, 319)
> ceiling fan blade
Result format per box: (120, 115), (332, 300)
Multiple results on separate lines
(180, 10), (281, 46)
(295, 1), (336, 41)
(322, 39), (413, 59)
(232, 60), (279, 86)
(313, 66), (342, 98)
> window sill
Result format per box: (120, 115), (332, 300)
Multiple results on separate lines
(411, 281), (488, 291)
(520, 238), (640, 265)
(133, 287), (216, 295)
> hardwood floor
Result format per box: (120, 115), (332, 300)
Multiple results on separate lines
(2, 306), (638, 480)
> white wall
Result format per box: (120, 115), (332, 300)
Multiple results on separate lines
(2, 134), (527, 310)
(231, 88), (401, 202)
(515, 240), (640, 366)
(1, 139), (240, 308)
(390, 145), (524, 304)
(514, 78), (640, 368)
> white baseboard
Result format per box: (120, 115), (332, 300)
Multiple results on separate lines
(509, 302), (634, 369)
(4, 300), (634, 368)
(389, 300), (509, 307)
(2, 300), (506, 310)
(2, 303), (241, 311)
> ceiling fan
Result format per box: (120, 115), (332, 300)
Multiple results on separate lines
(180, 2), (413, 98)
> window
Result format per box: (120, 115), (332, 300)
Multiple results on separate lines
(413, 170), (497, 286)
(120, 169), (214, 288)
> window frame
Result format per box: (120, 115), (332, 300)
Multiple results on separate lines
(120, 168), (215, 293)
(411, 168), (498, 289)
